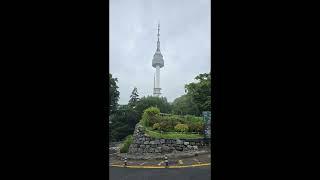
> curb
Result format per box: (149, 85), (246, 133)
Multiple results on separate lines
(110, 163), (211, 169)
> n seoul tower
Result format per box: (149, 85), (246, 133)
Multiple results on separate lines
(152, 23), (164, 96)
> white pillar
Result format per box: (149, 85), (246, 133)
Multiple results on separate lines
(156, 65), (160, 89)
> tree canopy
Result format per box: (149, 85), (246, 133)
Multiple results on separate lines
(171, 72), (211, 116)
(135, 96), (172, 119)
(109, 105), (138, 141)
(128, 87), (139, 108)
(185, 72), (211, 113)
(171, 94), (200, 116)
(109, 74), (120, 114)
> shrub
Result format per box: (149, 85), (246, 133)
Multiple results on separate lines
(194, 122), (204, 132)
(174, 123), (189, 133)
(153, 123), (161, 130)
(156, 116), (175, 132)
(184, 115), (202, 123)
(120, 135), (133, 153)
(168, 115), (182, 127)
(141, 107), (160, 127)
(188, 123), (197, 132)
(159, 120), (172, 132)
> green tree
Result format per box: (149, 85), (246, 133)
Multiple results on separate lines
(109, 74), (120, 114)
(128, 87), (139, 108)
(109, 105), (138, 141)
(185, 72), (211, 113)
(171, 94), (200, 116)
(135, 96), (172, 119)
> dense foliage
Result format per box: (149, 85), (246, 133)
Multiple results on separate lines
(152, 123), (161, 130)
(141, 107), (160, 127)
(185, 73), (211, 113)
(174, 123), (189, 133)
(109, 105), (139, 141)
(109, 86), (140, 142)
(171, 94), (200, 116)
(135, 96), (171, 119)
(107, 74), (120, 142)
(141, 107), (204, 133)
(120, 135), (133, 153)
(109, 74), (120, 114)
(171, 72), (211, 116)
(145, 128), (204, 139)
(128, 87), (139, 108)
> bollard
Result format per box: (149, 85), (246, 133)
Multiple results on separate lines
(164, 155), (168, 168)
(124, 157), (127, 167)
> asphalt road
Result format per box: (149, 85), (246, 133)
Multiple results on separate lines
(109, 166), (211, 180)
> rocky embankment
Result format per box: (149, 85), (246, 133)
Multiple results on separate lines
(123, 123), (210, 160)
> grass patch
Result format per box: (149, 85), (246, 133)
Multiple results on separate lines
(144, 128), (204, 139)
(120, 135), (133, 153)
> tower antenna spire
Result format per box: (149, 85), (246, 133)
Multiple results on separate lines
(157, 23), (160, 51)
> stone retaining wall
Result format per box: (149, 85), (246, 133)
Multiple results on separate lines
(128, 123), (210, 155)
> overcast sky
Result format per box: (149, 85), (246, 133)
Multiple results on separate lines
(110, 0), (211, 104)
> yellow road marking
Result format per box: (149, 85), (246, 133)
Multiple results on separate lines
(110, 163), (211, 169)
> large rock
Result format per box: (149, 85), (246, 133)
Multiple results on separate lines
(184, 142), (189, 146)
(193, 146), (198, 151)
(162, 145), (170, 152)
(130, 148), (137, 153)
(144, 141), (150, 144)
(176, 139), (183, 145)
(149, 148), (155, 153)
(176, 146), (183, 151)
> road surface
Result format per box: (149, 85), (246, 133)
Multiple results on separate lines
(109, 166), (211, 180)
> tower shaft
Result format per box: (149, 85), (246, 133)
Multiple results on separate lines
(156, 65), (160, 89)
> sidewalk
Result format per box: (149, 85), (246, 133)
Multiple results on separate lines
(109, 152), (211, 168)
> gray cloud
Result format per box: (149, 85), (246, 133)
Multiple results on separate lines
(110, 0), (211, 104)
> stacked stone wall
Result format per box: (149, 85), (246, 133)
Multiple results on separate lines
(128, 123), (210, 154)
